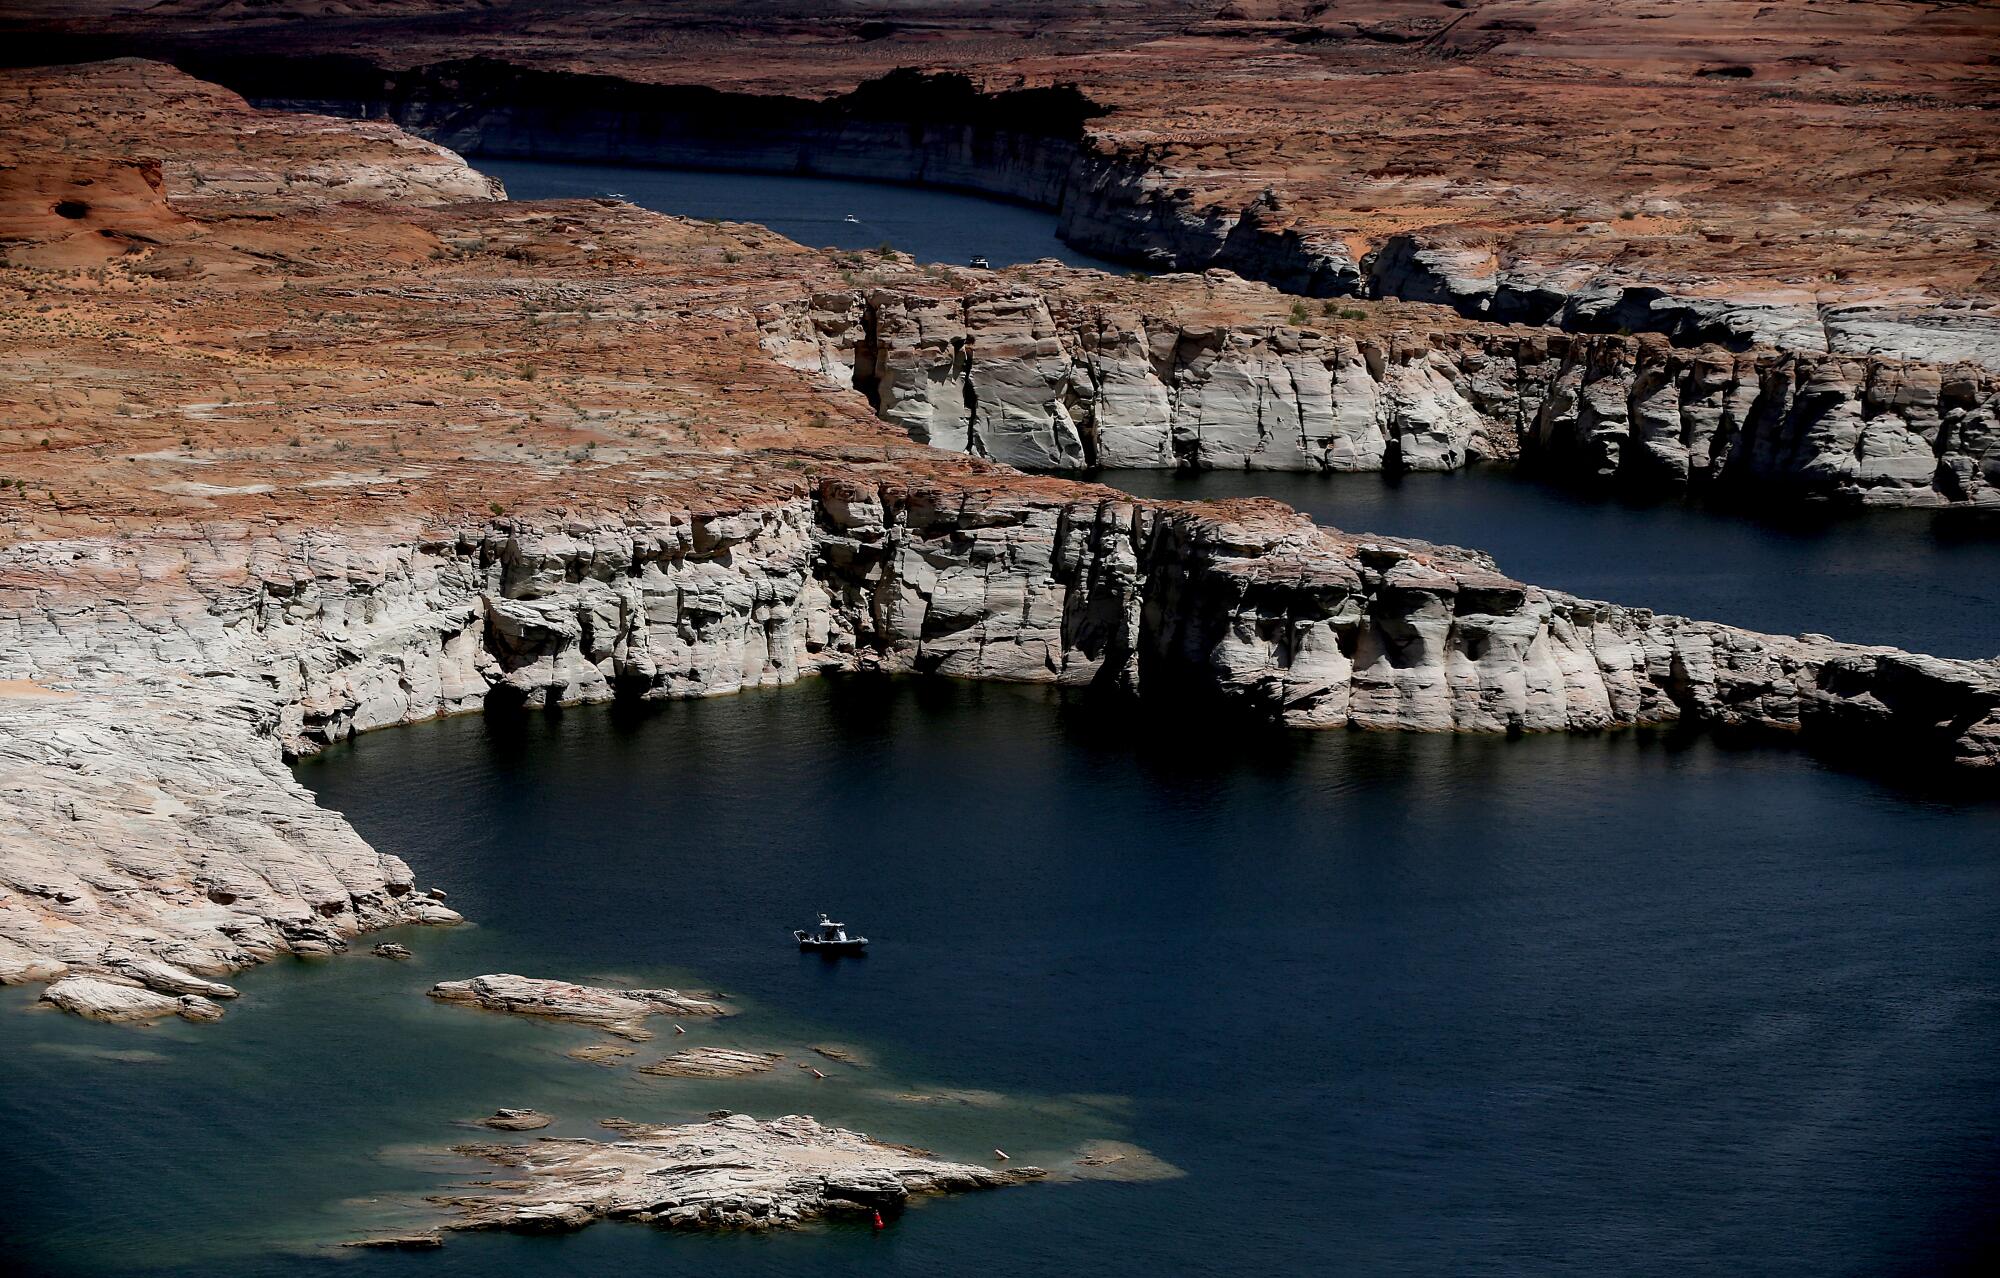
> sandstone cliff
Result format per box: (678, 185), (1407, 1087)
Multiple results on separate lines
(142, 50), (2000, 373)
(764, 279), (2000, 506)
(7, 486), (1996, 1012)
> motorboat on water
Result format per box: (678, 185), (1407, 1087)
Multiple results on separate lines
(843, 214), (861, 223)
(795, 913), (869, 954)
(969, 255), (991, 269)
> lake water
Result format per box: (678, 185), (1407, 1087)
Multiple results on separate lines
(8, 164), (2000, 1278)
(1110, 467), (2000, 660)
(5, 680), (1999, 1277)
(478, 158), (1129, 272)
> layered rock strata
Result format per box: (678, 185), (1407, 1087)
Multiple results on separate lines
(113, 48), (2000, 371)
(439, 1113), (1044, 1234)
(8, 487), (1998, 1012)
(0, 676), (462, 1016)
(768, 280), (2000, 505)
(637, 1048), (785, 1079)
(428, 975), (730, 1038)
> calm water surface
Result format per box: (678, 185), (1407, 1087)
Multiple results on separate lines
(5, 681), (1999, 1276)
(1111, 467), (2000, 660)
(8, 166), (2000, 1278)
(478, 158), (1127, 272)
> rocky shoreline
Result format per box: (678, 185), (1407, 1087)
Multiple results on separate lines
(125, 57), (1993, 507)
(1, 60), (1995, 1022)
(767, 274), (2000, 506)
(7, 484), (1997, 1015)
(428, 974), (731, 1038)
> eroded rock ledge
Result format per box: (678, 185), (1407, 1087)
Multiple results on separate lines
(167, 52), (2000, 373)
(765, 278), (2000, 506)
(439, 1113), (1043, 1234)
(5, 486), (1997, 1013)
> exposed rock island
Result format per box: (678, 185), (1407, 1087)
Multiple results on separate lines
(429, 975), (731, 1038)
(2, 61), (1996, 1020)
(440, 1113), (1044, 1234)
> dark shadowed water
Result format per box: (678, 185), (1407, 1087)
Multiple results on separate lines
(5, 681), (1999, 1277)
(1110, 467), (2000, 660)
(478, 158), (1129, 272)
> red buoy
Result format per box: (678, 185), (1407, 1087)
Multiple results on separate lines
(872, 1210), (885, 1231)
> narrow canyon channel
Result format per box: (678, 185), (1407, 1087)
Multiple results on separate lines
(491, 159), (2000, 659)
(480, 158), (1130, 272)
(5, 162), (1998, 1278)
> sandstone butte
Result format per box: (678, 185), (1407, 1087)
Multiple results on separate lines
(1, 60), (1997, 1026)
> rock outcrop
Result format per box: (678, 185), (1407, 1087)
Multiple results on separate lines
(38, 974), (224, 1024)
(773, 280), (2000, 505)
(8, 487), (1999, 1013)
(428, 975), (730, 1039)
(112, 36), (1998, 373)
(439, 1113), (1044, 1234)
(476, 1108), (553, 1131)
(0, 679), (463, 1010)
(637, 1048), (785, 1079)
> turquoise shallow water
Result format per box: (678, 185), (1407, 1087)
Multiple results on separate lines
(5, 679), (1999, 1277)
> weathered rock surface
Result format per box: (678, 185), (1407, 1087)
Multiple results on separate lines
(372, 943), (413, 960)
(439, 1113), (1043, 1234)
(1, 679), (464, 1012)
(74, 2), (1994, 370)
(773, 277), (2000, 505)
(39, 975), (224, 1023)
(343, 1233), (445, 1251)
(637, 1048), (784, 1079)
(428, 976), (730, 1039)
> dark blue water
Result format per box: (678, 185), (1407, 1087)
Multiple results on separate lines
(477, 158), (1128, 272)
(6, 681), (1999, 1276)
(1110, 467), (2000, 660)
